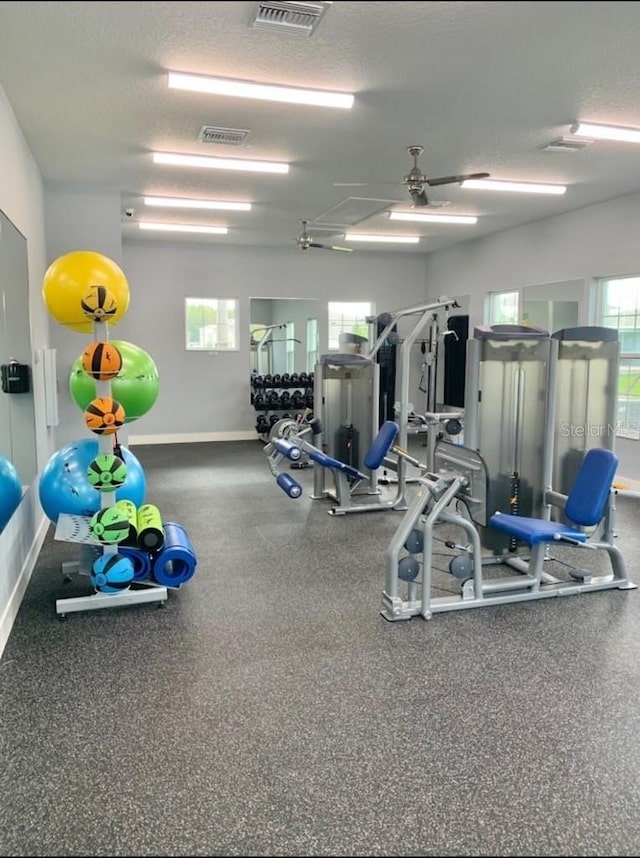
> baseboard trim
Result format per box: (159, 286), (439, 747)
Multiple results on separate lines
(614, 475), (640, 493)
(128, 430), (258, 445)
(0, 513), (50, 661)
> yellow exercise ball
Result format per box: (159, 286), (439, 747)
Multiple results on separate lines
(42, 250), (130, 333)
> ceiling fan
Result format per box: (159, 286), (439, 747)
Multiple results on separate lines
(335, 145), (491, 209)
(296, 219), (353, 252)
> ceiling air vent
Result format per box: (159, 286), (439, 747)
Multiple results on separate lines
(542, 136), (594, 152)
(251, 2), (332, 36)
(198, 126), (250, 146)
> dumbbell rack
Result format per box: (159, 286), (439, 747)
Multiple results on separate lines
(250, 372), (315, 440)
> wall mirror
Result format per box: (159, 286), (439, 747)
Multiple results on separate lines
(522, 279), (583, 332)
(250, 298), (319, 377)
(0, 209), (37, 497)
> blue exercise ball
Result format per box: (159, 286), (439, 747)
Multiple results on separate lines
(0, 456), (22, 532)
(38, 438), (146, 524)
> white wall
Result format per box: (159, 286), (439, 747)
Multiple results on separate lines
(0, 84), (52, 657)
(119, 239), (432, 442)
(424, 192), (640, 479)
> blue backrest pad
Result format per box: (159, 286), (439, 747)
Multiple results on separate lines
(364, 421), (400, 470)
(565, 448), (618, 526)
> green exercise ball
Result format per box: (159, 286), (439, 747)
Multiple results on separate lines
(70, 340), (159, 423)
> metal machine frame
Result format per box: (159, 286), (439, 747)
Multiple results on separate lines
(381, 442), (635, 622)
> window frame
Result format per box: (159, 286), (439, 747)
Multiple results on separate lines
(595, 274), (640, 440)
(185, 297), (240, 352)
(327, 301), (375, 351)
(485, 289), (520, 325)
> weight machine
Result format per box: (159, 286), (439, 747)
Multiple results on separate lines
(382, 324), (637, 621)
(264, 416), (404, 512)
(311, 296), (462, 514)
(381, 440), (634, 621)
(251, 323), (301, 375)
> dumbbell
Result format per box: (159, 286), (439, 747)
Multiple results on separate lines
(253, 393), (266, 410)
(272, 374), (282, 386)
(269, 414), (280, 427)
(255, 415), (270, 434)
(308, 371), (314, 386)
(253, 375), (264, 389)
(263, 374), (273, 387)
(289, 372), (300, 385)
(305, 392), (315, 408)
(291, 390), (305, 409)
(279, 391), (291, 408)
(281, 373), (290, 385)
(266, 391), (280, 406)
(298, 372), (309, 387)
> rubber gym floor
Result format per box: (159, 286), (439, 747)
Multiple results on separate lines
(1, 439), (639, 857)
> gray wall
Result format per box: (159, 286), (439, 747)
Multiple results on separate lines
(119, 239), (432, 441)
(43, 183), (125, 450)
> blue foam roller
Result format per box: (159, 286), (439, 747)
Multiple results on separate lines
(151, 521), (197, 587)
(274, 438), (301, 460)
(119, 546), (152, 581)
(276, 472), (302, 498)
(364, 421), (399, 470)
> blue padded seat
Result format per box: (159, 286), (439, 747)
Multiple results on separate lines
(489, 513), (588, 546)
(488, 448), (618, 546)
(307, 447), (366, 481)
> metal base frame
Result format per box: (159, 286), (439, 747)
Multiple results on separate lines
(382, 464), (636, 622)
(56, 586), (169, 619)
(57, 560), (168, 619)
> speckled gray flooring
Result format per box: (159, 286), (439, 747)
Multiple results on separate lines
(1, 440), (640, 857)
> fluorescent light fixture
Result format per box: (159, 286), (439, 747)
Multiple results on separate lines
(389, 211), (478, 224)
(144, 196), (251, 211)
(461, 179), (566, 195)
(344, 234), (420, 244)
(167, 71), (354, 110)
(571, 121), (640, 143)
(152, 151), (289, 174)
(139, 222), (228, 235)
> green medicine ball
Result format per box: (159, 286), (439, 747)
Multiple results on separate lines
(89, 506), (130, 545)
(86, 454), (128, 492)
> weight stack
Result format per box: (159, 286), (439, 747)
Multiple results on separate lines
(443, 315), (469, 408)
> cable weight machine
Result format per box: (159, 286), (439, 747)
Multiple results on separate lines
(312, 296), (462, 514)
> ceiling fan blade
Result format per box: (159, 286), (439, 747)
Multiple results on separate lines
(308, 241), (353, 253)
(333, 181), (399, 188)
(426, 171), (490, 187)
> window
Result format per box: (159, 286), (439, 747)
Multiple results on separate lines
(487, 290), (519, 324)
(599, 275), (640, 439)
(328, 301), (373, 350)
(185, 297), (239, 351)
(306, 317), (318, 372)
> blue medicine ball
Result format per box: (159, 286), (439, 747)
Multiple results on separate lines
(0, 456), (22, 533)
(90, 552), (134, 594)
(38, 438), (146, 524)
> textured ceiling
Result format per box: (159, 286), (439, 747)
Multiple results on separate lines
(2, 1), (640, 253)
